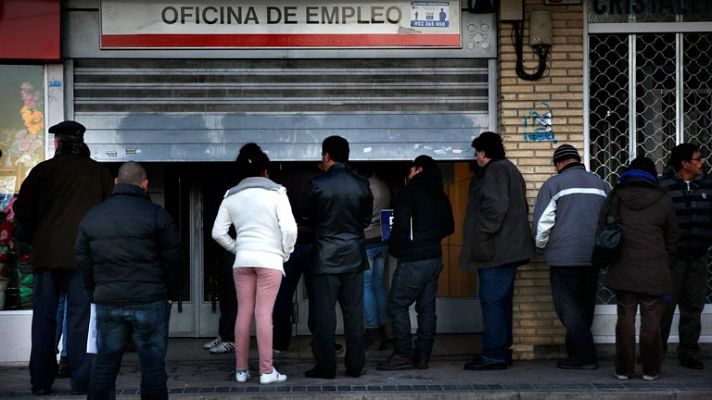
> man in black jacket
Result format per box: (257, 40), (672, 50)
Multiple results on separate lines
(76, 162), (181, 400)
(302, 136), (373, 379)
(376, 155), (454, 371)
(14, 120), (113, 395)
(659, 143), (712, 370)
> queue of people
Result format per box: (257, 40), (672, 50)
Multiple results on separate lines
(14, 120), (712, 398)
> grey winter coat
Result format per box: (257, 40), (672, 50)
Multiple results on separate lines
(533, 163), (610, 267)
(458, 158), (536, 270)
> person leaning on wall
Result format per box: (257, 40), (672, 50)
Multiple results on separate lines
(458, 131), (536, 371)
(533, 144), (610, 370)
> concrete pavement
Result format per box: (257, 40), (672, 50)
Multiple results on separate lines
(1, 335), (710, 399)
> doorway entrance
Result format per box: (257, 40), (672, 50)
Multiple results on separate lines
(148, 161), (481, 338)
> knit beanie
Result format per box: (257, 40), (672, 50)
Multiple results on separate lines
(552, 144), (581, 164)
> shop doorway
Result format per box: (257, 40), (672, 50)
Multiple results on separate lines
(147, 161), (480, 338)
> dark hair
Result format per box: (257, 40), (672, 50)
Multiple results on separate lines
(56, 134), (83, 144)
(412, 155), (438, 172)
(471, 131), (505, 159)
(668, 143), (700, 171)
(629, 156), (658, 178)
(116, 161), (147, 186)
(322, 135), (349, 163)
(235, 143), (270, 181)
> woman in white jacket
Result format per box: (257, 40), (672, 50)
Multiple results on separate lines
(212, 143), (297, 384)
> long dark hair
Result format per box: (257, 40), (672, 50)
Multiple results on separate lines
(235, 143), (270, 182)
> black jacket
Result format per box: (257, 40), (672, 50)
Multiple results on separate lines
(302, 163), (373, 274)
(389, 169), (454, 262)
(76, 184), (181, 304)
(659, 168), (712, 258)
(13, 152), (113, 271)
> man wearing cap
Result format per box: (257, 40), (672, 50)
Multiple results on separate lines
(533, 144), (610, 369)
(458, 131), (536, 370)
(377, 155), (453, 371)
(14, 120), (113, 395)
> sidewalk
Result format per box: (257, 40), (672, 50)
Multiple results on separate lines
(1, 335), (710, 399)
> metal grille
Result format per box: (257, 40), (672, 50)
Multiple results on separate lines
(74, 59), (489, 113)
(589, 32), (712, 304)
(73, 58), (492, 162)
(589, 34), (630, 187)
(635, 34), (677, 169)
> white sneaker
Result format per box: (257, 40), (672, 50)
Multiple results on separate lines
(642, 374), (659, 381)
(235, 369), (251, 383)
(202, 336), (223, 349)
(209, 341), (235, 354)
(260, 368), (287, 384)
(615, 374), (630, 380)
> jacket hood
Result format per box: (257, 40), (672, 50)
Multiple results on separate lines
(616, 180), (667, 210)
(225, 177), (282, 198)
(410, 168), (444, 193)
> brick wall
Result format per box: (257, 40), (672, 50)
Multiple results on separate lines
(498, 0), (585, 360)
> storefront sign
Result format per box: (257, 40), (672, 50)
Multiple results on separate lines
(0, 0), (60, 60)
(101, 0), (461, 48)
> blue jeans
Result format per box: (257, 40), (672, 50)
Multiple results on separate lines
(363, 243), (388, 329)
(89, 300), (171, 400)
(549, 266), (598, 364)
(30, 271), (92, 392)
(388, 257), (443, 363)
(55, 293), (68, 357)
(478, 264), (517, 364)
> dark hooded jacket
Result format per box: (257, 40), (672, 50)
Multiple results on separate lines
(603, 177), (680, 295)
(389, 168), (454, 262)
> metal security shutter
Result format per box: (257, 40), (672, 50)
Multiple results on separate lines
(73, 58), (493, 161)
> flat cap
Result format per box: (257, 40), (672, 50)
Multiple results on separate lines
(48, 120), (86, 137)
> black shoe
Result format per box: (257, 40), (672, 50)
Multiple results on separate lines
(305, 367), (335, 379)
(31, 387), (51, 396)
(346, 367), (366, 378)
(335, 343), (344, 354)
(680, 357), (704, 370)
(364, 328), (380, 349)
(464, 358), (507, 371)
(556, 359), (598, 370)
(57, 357), (70, 378)
(378, 338), (393, 351)
(414, 360), (429, 370)
(70, 387), (87, 395)
(377, 353), (414, 371)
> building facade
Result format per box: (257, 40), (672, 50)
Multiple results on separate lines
(0, 0), (710, 363)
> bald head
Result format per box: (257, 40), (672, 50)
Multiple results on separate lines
(116, 161), (148, 189)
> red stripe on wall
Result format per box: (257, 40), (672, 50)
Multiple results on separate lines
(101, 33), (461, 48)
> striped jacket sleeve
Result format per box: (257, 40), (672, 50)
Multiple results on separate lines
(533, 179), (556, 249)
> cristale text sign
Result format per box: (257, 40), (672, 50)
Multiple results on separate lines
(101, 0), (461, 48)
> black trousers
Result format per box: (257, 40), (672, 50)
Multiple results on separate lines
(306, 271), (365, 377)
(273, 244), (313, 351)
(217, 252), (237, 341)
(549, 266), (598, 364)
(661, 255), (709, 360)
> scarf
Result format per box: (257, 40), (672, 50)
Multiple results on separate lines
(55, 141), (90, 158)
(619, 168), (657, 184)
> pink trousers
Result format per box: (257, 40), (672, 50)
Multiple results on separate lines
(233, 267), (283, 374)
